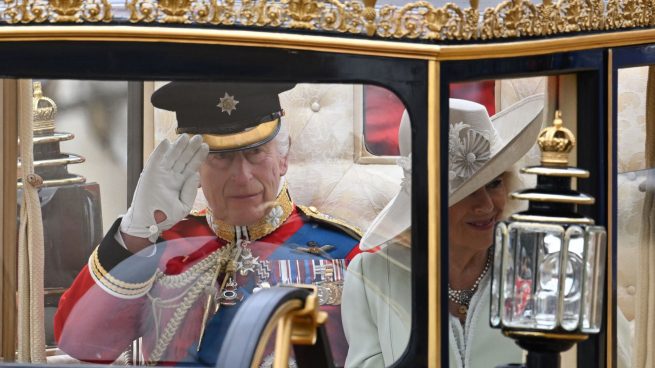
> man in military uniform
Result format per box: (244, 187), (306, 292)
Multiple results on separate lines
(54, 82), (361, 367)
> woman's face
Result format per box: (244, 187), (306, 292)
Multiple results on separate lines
(449, 175), (508, 253)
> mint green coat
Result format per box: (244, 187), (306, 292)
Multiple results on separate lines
(342, 243), (523, 368)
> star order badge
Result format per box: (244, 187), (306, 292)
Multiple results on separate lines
(217, 92), (239, 115)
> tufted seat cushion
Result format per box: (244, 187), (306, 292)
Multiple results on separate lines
(617, 172), (647, 322)
(282, 84), (403, 232)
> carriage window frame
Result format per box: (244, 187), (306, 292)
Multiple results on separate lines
(439, 49), (610, 368)
(0, 39), (431, 368)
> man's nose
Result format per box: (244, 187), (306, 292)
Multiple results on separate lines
(228, 154), (252, 182)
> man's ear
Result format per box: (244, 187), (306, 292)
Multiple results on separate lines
(279, 154), (289, 176)
(279, 136), (291, 175)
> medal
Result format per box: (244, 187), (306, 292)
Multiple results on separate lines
(218, 277), (242, 306)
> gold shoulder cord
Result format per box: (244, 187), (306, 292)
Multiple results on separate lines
(197, 240), (242, 349)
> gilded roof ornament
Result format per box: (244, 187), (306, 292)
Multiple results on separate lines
(1, 0), (653, 40)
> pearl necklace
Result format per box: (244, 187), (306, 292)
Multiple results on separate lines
(448, 248), (493, 314)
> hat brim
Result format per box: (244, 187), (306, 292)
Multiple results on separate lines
(359, 94), (544, 250)
(449, 94), (544, 206)
(201, 118), (281, 153)
(360, 189), (410, 250)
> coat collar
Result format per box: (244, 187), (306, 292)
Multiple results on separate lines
(205, 181), (294, 243)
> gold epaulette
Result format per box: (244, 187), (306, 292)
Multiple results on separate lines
(297, 205), (363, 240)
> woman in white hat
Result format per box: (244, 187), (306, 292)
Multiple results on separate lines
(342, 95), (544, 368)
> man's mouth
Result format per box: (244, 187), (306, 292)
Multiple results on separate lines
(228, 193), (260, 200)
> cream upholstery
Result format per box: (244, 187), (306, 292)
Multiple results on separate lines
(617, 66), (649, 324)
(281, 84), (402, 231)
(613, 66), (652, 368)
(617, 173), (644, 323)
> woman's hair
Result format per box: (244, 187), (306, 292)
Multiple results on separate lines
(500, 164), (526, 219)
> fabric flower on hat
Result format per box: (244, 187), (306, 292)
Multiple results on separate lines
(449, 124), (493, 182)
(449, 121), (468, 155)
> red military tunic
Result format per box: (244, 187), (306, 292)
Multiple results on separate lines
(55, 189), (361, 366)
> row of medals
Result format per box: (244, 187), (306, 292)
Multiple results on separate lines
(212, 240), (344, 309)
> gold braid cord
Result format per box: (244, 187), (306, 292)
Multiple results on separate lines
(1, 0), (655, 40)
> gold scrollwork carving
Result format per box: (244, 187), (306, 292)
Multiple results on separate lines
(481, 0), (536, 39)
(377, 1), (479, 40)
(478, 0), (605, 38)
(125, 0), (370, 34)
(320, 0), (368, 35)
(605, 0), (654, 29)
(2, 0), (48, 23)
(158, 0), (193, 23)
(2, 0), (111, 23)
(4, 0), (655, 41)
(285, 0), (321, 29)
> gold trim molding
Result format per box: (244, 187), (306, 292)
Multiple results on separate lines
(2, 0), (655, 40)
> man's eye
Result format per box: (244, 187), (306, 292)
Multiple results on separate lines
(211, 153), (231, 161)
(246, 148), (266, 161)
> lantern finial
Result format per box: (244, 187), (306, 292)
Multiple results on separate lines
(537, 110), (576, 166)
(32, 81), (58, 132)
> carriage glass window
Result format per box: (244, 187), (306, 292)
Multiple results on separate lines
(16, 80), (128, 353)
(16, 81), (412, 367)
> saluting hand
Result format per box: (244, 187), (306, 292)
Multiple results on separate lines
(120, 134), (209, 243)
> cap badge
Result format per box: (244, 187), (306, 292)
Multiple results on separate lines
(217, 92), (239, 115)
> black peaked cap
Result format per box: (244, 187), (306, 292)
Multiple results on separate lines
(151, 81), (295, 135)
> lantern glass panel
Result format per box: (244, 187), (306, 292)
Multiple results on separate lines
(500, 222), (517, 326)
(582, 226), (607, 333)
(503, 223), (564, 330)
(491, 223), (507, 327)
(560, 226), (585, 331)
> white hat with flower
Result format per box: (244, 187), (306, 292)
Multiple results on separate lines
(359, 94), (544, 250)
(448, 94), (543, 206)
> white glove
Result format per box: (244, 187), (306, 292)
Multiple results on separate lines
(120, 134), (209, 242)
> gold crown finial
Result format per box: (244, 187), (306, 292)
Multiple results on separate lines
(32, 81), (58, 132)
(33, 81), (43, 99)
(537, 110), (576, 166)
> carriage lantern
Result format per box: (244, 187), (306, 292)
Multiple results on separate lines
(490, 111), (607, 368)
